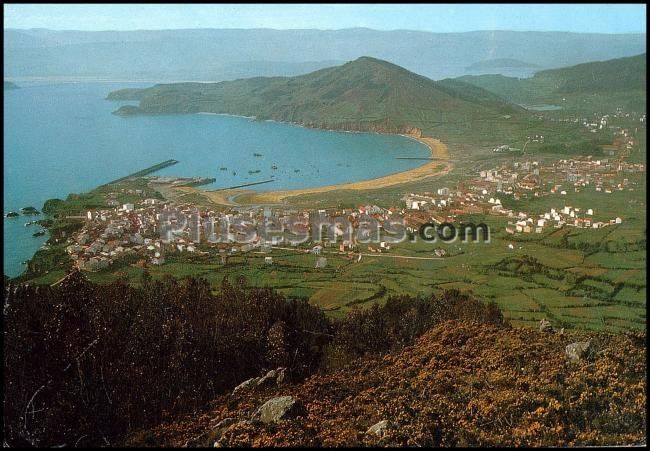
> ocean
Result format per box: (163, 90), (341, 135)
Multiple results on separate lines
(3, 82), (429, 277)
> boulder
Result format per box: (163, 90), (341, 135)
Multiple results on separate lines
(253, 396), (302, 424)
(565, 341), (595, 362)
(232, 377), (260, 396)
(256, 369), (278, 388)
(366, 420), (390, 436)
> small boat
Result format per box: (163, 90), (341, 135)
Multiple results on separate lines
(271, 165), (278, 170)
(253, 153), (263, 157)
(294, 169), (300, 173)
(232, 171), (237, 176)
(248, 169), (261, 174)
(33, 230), (46, 237)
(220, 167), (228, 171)
(24, 220), (37, 227)
(5, 211), (19, 218)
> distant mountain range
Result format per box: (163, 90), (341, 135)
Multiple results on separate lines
(4, 28), (646, 82)
(464, 58), (540, 77)
(466, 58), (539, 71)
(107, 56), (524, 133)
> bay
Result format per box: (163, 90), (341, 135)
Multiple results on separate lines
(3, 82), (429, 277)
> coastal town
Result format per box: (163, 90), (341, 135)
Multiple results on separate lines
(51, 143), (644, 273)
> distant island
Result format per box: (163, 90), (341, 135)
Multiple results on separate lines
(4, 81), (19, 90)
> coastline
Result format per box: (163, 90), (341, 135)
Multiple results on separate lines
(185, 133), (453, 206)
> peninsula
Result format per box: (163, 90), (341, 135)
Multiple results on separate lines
(107, 56), (524, 133)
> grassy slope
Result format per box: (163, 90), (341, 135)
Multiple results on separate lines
(452, 53), (646, 114)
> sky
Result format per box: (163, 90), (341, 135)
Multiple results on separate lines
(3, 3), (647, 33)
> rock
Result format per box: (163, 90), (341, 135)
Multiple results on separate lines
(539, 319), (553, 333)
(276, 367), (288, 385)
(232, 377), (260, 396)
(185, 417), (238, 447)
(366, 420), (390, 436)
(256, 369), (277, 388)
(253, 396), (302, 424)
(566, 341), (595, 362)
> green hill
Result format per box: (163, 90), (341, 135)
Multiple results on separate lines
(453, 53), (646, 113)
(536, 53), (646, 94)
(107, 56), (523, 133)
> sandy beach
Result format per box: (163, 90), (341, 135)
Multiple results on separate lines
(179, 133), (452, 206)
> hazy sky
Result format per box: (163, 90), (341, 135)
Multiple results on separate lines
(3, 4), (646, 33)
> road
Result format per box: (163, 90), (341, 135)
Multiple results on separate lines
(254, 246), (444, 260)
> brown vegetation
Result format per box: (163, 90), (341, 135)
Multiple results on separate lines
(133, 322), (646, 447)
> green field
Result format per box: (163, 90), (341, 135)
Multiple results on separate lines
(74, 197), (644, 332)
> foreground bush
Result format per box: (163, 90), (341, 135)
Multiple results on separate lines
(3, 272), (329, 447)
(3, 273), (502, 447)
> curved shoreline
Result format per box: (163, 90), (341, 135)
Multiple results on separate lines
(177, 133), (452, 206)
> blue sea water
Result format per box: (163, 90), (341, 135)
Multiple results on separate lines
(3, 82), (429, 277)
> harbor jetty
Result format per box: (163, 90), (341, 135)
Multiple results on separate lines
(209, 179), (275, 191)
(102, 159), (179, 186)
(147, 175), (216, 187)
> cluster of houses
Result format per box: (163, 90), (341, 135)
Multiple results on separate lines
(64, 199), (169, 271)
(400, 150), (641, 237)
(505, 206), (622, 235)
(473, 154), (644, 201)
(63, 196), (414, 272)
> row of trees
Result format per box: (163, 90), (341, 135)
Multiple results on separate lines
(3, 271), (505, 447)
